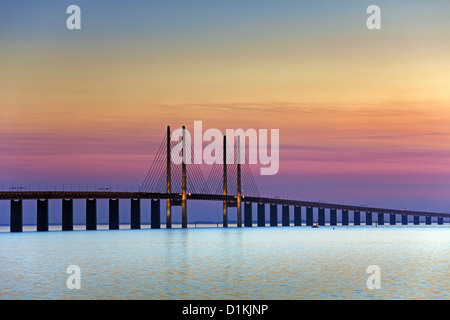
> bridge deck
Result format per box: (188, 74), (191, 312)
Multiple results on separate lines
(0, 192), (449, 218)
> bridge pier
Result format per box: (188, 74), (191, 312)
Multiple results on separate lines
(438, 217), (443, 225)
(306, 207), (313, 226)
(109, 199), (119, 230)
(294, 206), (301, 226)
(131, 199), (141, 229)
(270, 204), (277, 226)
(354, 211), (360, 225)
(426, 216), (431, 225)
(414, 215), (420, 225)
(62, 199), (73, 231)
(236, 200), (242, 227)
(37, 199), (49, 232)
(366, 212), (372, 226)
(244, 202), (252, 227)
(390, 214), (396, 225)
(86, 199), (97, 230)
(166, 200), (172, 229)
(402, 214), (408, 225)
(10, 199), (23, 232)
(223, 201), (228, 228)
(330, 208), (337, 226)
(282, 205), (289, 226)
(318, 208), (325, 226)
(151, 199), (160, 229)
(181, 199), (187, 228)
(342, 210), (349, 226)
(378, 213), (384, 225)
(257, 203), (265, 227)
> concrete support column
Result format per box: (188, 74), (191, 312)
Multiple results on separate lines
(37, 199), (49, 232)
(366, 212), (372, 226)
(437, 217), (443, 225)
(390, 214), (396, 225)
(354, 211), (360, 225)
(236, 199), (242, 228)
(342, 210), (349, 226)
(282, 205), (289, 226)
(378, 213), (384, 225)
(10, 200), (23, 232)
(109, 199), (119, 230)
(166, 199), (172, 229)
(270, 204), (277, 226)
(257, 203), (265, 227)
(402, 214), (408, 225)
(62, 199), (73, 231)
(318, 208), (325, 226)
(244, 202), (252, 227)
(294, 206), (302, 226)
(306, 207), (313, 226)
(425, 216), (431, 225)
(181, 198), (187, 228)
(413, 215), (420, 225)
(131, 199), (141, 229)
(151, 199), (161, 229)
(330, 208), (337, 226)
(223, 201), (228, 228)
(86, 199), (97, 230)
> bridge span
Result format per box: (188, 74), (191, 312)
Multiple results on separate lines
(0, 191), (448, 232)
(1, 126), (448, 232)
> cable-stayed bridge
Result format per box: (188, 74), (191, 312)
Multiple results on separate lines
(1, 126), (449, 232)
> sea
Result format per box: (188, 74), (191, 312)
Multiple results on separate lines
(0, 225), (448, 299)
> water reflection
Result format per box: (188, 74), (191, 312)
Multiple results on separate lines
(0, 226), (448, 299)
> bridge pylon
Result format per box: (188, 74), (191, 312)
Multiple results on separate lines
(181, 126), (187, 228)
(237, 135), (242, 227)
(223, 135), (228, 227)
(166, 125), (172, 228)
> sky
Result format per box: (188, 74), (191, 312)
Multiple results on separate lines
(1, 1), (450, 223)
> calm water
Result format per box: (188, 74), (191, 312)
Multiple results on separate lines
(0, 226), (448, 299)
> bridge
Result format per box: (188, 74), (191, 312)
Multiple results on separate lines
(1, 126), (449, 232)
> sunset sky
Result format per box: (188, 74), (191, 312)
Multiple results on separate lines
(1, 1), (450, 222)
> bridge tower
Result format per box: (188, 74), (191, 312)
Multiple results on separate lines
(166, 125), (172, 228)
(143, 126), (259, 228)
(237, 136), (242, 227)
(223, 135), (228, 227)
(181, 126), (188, 228)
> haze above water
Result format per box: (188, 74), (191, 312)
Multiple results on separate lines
(0, 226), (448, 299)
